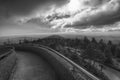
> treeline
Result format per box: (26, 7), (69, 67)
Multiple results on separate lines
(19, 36), (120, 65)
(19, 36), (116, 80)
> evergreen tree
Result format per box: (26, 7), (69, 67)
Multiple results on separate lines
(99, 39), (106, 52)
(115, 47), (120, 58)
(83, 36), (90, 44)
(111, 44), (117, 57)
(81, 43), (97, 65)
(82, 36), (90, 49)
(107, 40), (113, 46)
(104, 47), (113, 65)
(19, 40), (22, 44)
(91, 37), (97, 44)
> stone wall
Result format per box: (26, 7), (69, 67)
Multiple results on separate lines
(15, 45), (75, 80)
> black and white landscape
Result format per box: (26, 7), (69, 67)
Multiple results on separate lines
(0, 0), (120, 80)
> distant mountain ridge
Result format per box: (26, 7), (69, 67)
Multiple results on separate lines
(43, 35), (65, 39)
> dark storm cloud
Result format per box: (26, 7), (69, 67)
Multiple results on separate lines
(0, 0), (67, 17)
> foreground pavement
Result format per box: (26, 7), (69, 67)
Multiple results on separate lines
(10, 51), (57, 80)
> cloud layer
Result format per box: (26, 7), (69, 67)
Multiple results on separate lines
(1, 0), (120, 35)
(44, 0), (120, 29)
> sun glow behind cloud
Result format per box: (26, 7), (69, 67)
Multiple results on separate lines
(50, 0), (119, 25)
(67, 0), (85, 12)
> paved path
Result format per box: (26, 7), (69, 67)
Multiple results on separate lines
(103, 66), (120, 80)
(11, 51), (57, 80)
(91, 61), (120, 80)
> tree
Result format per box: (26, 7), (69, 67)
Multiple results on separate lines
(115, 47), (120, 58)
(83, 36), (90, 44)
(99, 39), (106, 52)
(111, 44), (117, 57)
(3, 42), (7, 46)
(107, 40), (113, 46)
(93, 50), (106, 63)
(104, 47), (113, 65)
(19, 40), (22, 44)
(81, 42), (106, 70)
(91, 37), (97, 44)
(71, 53), (79, 63)
(82, 36), (90, 49)
(81, 43), (97, 65)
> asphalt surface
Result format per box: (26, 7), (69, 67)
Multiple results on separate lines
(103, 65), (120, 80)
(10, 51), (57, 80)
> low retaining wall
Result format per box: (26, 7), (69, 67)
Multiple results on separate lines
(15, 45), (75, 80)
(0, 50), (17, 80)
(0, 49), (13, 61)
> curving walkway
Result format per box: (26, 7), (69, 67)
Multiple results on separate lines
(11, 51), (57, 80)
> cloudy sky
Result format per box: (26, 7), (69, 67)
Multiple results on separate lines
(0, 0), (120, 36)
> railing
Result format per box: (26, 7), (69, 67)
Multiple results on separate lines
(0, 47), (14, 61)
(39, 45), (100, 80)
(15, 44), (100, 80)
